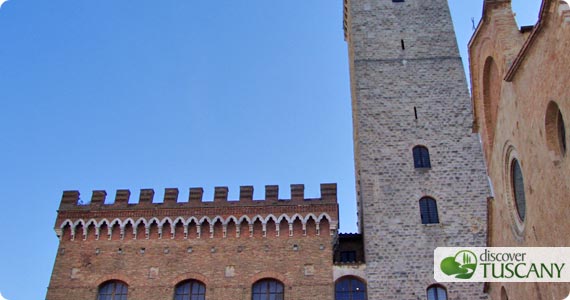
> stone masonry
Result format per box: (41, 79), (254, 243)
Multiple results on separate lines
(344, 0), (490, 298)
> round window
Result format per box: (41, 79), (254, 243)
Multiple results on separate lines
(511, 159), (526, 221)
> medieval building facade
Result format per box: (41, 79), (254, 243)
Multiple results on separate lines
(47, 0), (569, 299)
(469, 0), (570, 299)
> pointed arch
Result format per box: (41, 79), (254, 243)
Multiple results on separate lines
(225, 216), (239, 226)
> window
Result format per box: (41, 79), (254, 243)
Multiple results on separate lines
(252, 279), (284, 300)
(427, 285), (447, 300)
(174, 280), (206, 300)
(335, 276), (367, 300)
(98, 281), (128, 300)
(392, 0), (405, 2)
(419, 197), (439, 224)
(413, 146), (431, 168)
(340, 251), (357, 263)
(545, 101), (566, 157)
(511, 159), (526, 221)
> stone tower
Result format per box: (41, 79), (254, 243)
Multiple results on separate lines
(343, 0), (490, 298)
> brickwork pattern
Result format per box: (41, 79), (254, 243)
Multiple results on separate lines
(470, 0), (570, 299)
(47, 185), (338, 300)
(346, 0), (490, 298)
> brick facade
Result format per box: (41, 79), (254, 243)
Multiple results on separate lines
(46, 185), (339, 300)
(469, 0), (570, 299)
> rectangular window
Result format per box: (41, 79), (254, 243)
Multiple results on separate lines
(340, 251), (357, 263)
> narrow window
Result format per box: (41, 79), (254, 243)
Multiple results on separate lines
(511, 159), (526, 221)
(174, 280), (206, 300)
(98, 281), (128, 300)
(413, 146), (431, 168)
(558, 110), (566, 155)
(392, 0), (405, 2)
(340, 251), (357, 263)
(419, 197), (439, 224)
(414, 106), (418, 119)
(427, 285), (447, 300)
(401, 39), (405, 50)
(252, 279), (284, 300)
(335, 276), (367, 300)
(545, 101), (566, 157)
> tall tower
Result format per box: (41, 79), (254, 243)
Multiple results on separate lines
(344, 0), (489, 298)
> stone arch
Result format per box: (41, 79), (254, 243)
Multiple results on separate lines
(265, 217), (277, 237)
(173, 217), (186, 240)
(187, 218), (198, 239)
(483, 56), (501, 152)
(123, 219), (135, 240)
(252, 217), (264, 238)
(161, 218), (173, 239)
(85, 219), (98, 240)
(305, 215), (317, 236)
(238, 215), (251, 225)
(148, 218), (160, 239)
(291, 214), (303, 236)
(212, 217), (224, 238)
(226, 217), (238, 238)
(199, 218), (211, 239)
(110, 219), (122, 241)
(224, 215), (238, 226)
(278, 216), (289, 238)
(61, 222), (73, 241)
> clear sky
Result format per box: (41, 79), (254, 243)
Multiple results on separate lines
(0, 0), (542, 299)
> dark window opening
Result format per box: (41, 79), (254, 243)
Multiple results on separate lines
(252, 279), (284, 300)
(414, 106), (418, 119)
(558, 110), (566, 155)
(419, 197), (439, 224)
(174, 280), (206, 300)
(98, 281), (128, 300)
(511, 159), (526, 221)
(413, 146), (431, 168)
(335, 277), (367, 300)
(392, 0), (405, 2)
(340, 251), (357, 263)
(401, 39), (405, 50)
(427, 285), (447, 300)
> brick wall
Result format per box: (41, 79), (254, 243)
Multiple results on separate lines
(469, 1), (570, 299)
(46, 184), (339, 300)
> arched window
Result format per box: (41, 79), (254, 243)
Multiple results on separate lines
(413, 146), (431, 168)
(335, 276), (367, 300)
(427, 284), (447, 300)
(419, 197), (439, 224)
(252, 278), (284, 300)
(174, 280), (206, 300)
(98, 280), (128, 300)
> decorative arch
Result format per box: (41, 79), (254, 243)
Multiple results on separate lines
(482, 56), (501, 151)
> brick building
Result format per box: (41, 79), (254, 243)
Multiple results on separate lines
(46, 0), (500, 299)
(469, 0), (570, 299)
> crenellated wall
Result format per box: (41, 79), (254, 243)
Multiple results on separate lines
(47, 184), (339, 300)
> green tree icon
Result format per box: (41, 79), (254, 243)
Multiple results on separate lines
(440, 250), (477, 279)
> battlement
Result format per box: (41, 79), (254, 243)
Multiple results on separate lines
(59, 184), (337, 211)
(54, 184), (339, 241)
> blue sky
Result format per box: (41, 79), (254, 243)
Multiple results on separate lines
(0, 0), (542, 299)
